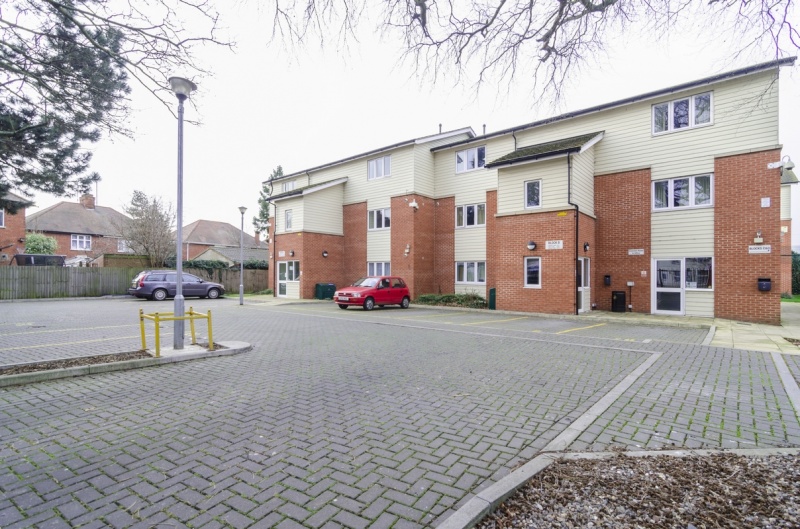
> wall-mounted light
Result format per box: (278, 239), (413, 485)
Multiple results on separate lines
(322, 250), (328, 258)
(527, 241), (537, 250)
(754, 230), (763, 243)
(583, 242), (590, 252)
(289, 250), (295, 257)
(404, 243), (411, 257)
(783, 155), (796, 171)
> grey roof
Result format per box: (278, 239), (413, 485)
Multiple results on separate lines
(181, 219), (263, 247)
(485, 132), (604, 168)
(2, 191), (32, 205)
(196, 246), (269, 263)
(26, 201), (129, 236)
(269, 177), (348, 202)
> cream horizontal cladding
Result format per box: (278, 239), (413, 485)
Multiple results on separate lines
(303, 185), (344, 235)
(433, 136), (512, 199)
(415, 133), (473, 197)
(367, 229), (391, 262)
(510, 70), (779, 182)
(284, 282), (300, 299)
(496, 157), (569, 215)
(345, 145), (416, 205)
(651, 208), (714, 257)
(277, 196), (304, 233)
(455, 284), (486, 298)
(685, 290), (714, 317)
(570, 147), (595, 216)
(454, 228), (486, 261)
(781, 185), (791, 219)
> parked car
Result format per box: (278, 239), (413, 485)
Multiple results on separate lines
(334, 276), (410, 310)
(128, 270), (225, 301)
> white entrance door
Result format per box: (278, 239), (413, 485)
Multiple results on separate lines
(577, 257), (590, 313)
(654, 259), (684, 314)
(277, 261), (288, 297)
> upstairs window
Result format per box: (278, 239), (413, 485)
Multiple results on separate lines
(525, 180), (541, 209)
(282, 181), (296, 192)
(456, 204), (486, 228)
(368, 208), (391, 230)
(368, 155), (391, 180)
(653, 92), (712, 134)
(0, 209), (4, 227)
(285, 209), (293, 231)
(456, 146), (486, 173)
(653, 174), (712, 210)
(117, 239), (132, 253)
(71, 234), (91, 250)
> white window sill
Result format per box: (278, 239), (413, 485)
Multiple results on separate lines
(652, 121), (713, 137)
(524, 285), (542, 289)
(652, 204), (713, 213)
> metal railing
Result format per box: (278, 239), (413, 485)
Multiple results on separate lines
(139, 308), (214, 357)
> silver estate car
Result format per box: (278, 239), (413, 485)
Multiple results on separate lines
(128, 270), (225, 301)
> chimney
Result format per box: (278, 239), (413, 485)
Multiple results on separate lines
(254, 232), (260, 245)
(80, 194), (95, 209)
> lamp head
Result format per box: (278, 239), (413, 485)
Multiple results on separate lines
(527, 241), (537, 250)
(168, 76), (197, 100)
(239, 206), (247, 215)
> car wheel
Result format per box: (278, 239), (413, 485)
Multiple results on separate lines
(338, 304), (349, 309)
(207, 288), (220, 299)
(400, 297), (410, 309)
(363, 297), (375, 311)
(152, 289), (168, 301)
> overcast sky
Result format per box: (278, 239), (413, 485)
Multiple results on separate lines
(27, 3), (800, 244)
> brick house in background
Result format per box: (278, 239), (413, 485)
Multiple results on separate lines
(25, 194), (131, 265)
(265, 59), (795, 325)
(178, 219), (264, 261)
(0, 191), (31, 265)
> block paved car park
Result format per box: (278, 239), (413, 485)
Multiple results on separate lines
(0, 297), (798, 528)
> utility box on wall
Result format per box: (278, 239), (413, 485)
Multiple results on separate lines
(612, 291), (626, 312)
(757, 278), (772, 292)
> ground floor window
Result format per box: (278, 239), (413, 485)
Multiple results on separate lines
(279, 261), (300, 281)
(685, 257), (713, 289)
(456, 261), (486, 283)
(368, 262), (390, 276)
(524, 257), (541, 287)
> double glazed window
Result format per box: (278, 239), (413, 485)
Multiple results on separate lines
(653, 174), (712, 210)
(282, 181), (296, 192)
(524, 257), (541, 287)
(280, 261), (300, 281)
(71, 234), (91, 250)
(368, 155), (391, 180)
(525, 180), (541, 209)
(285, 209), (293, 230)
(0, 209), (4, 227)
(456, 204), (486, 228)
(368, 262), (390, 276)
(685, 258), (713, 289)
(456, 261), (486, 284)
(456, 146), (486, 173)
(653, 92), (712, 134)
(368, 208), (391, 230)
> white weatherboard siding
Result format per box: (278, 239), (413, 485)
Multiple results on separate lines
(571, 147), (596, 217)
(277, 197), (303, 233)
(496, 158), (569, 215)
(651, 208), (714, 257)
(454, 228), (486, 261)
(285, 282), (300, 299)
(512, 71), (779, 182)
(434, 136), (512, 201)
(685, 290), (714, 317)
(367, 230), (391, 262)
(455, 284), (486, 297)
(781, 185), (791, 220)
(415, 133), (473, 198)
(303, 185), (344, 235)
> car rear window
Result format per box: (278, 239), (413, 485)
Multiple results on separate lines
(146, 274), (166, 281)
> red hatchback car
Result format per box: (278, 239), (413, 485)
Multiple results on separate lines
(334, 276), (411, 310)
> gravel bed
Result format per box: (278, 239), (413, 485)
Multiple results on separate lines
(477, 452), (799, 528)
(0, 351), (152, 375)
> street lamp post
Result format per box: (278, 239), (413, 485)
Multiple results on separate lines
(168, 76), (197, 350)
(239, 206), (247, 305)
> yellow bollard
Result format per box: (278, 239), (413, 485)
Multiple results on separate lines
(189, 306), (197, 345)
(139, 309), (146, 351)
(207, 310), (214, 351)
(153, 312), (161, 358)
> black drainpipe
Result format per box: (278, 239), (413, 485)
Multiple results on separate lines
(567, 152), (579, 316)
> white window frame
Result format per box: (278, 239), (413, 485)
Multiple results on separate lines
(285, 209), (293, 231)
(117, 239), (132, 253)
(368, 155), (391, 180)
(524, 257), (541, 288)
(0, 209), (4, 227)
(455, 204), (486, 228)
(279, 260), (300, 281)
(524, 180), (542, 209)
(652, 92), (713, 135)
(652, 174), (713, 211)
(455, 146), (486, 173)
(368, 262), (390, 276)
(282, 181), (296, 192)
(455, 261), (486, 284)
(368, 208), (391, 230)
(684, 257), (714, 290)
(71, 234), (91, 251)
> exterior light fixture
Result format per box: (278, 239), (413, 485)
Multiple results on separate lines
(527, 241), (537, 250)
(322, 251), (328, 258)
(584, 242), (590, 252)
(289, 250), (295, 257)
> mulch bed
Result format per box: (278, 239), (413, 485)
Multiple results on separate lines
(0, 351), (153, 376)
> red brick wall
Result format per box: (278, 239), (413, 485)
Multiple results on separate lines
(35, 232), (119, 261)
(433, 196), (455, 295)
(184, 243), (212, 261)
(299, 232), (345, 298)
(493, 210), (580, 314)
(391, 194), (435, 299)
(715, 149), (782, 324)
(0, 206), (26, 265)
(781, 220), (792, 295)
(343, 203), (367, 286)
(594, 169), (652, 313)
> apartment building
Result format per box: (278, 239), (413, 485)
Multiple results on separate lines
(265, 58), (796, 325)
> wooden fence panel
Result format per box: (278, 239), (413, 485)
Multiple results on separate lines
(184, 268), (268, 294)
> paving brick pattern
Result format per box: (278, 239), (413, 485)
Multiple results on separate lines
(786, 354), (800, 386)
(0, 299), (798, 528)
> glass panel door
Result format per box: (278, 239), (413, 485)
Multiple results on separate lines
(654, 259), (683, 314)
(577, 257), (590, 313)
(277, 262), (288, 297)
